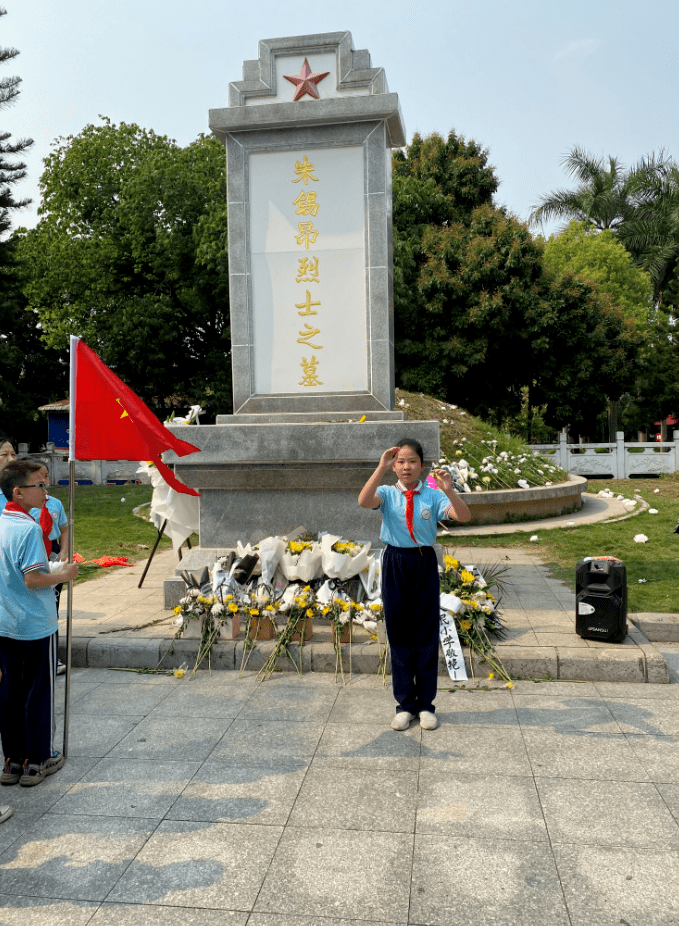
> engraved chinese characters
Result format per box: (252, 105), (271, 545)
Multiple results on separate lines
(292, 154), (323, 387)
(247, 145), (367, 397)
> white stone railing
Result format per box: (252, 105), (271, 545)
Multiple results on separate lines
(532, 432), (679, 478)
(16, 446), (149, 486)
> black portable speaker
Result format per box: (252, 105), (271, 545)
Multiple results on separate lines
(575, 558), (628, 642)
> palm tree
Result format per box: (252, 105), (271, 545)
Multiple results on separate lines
(619, 161), (679, 306)
(529, 146), (634, 233)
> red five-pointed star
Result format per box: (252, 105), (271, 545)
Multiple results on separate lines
(283, 58), (330, 101)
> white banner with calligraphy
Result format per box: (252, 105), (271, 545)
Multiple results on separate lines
(439, 594), (468, 682)
(248, 146), (367, 395)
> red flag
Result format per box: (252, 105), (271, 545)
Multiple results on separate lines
(71, 338), (201, 497)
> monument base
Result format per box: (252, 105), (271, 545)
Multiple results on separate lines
(168, 418), (442, 547)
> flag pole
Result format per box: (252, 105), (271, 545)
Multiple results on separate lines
(63, 335), (79, 759)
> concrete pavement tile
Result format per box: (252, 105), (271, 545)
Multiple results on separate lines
(655, 782), (679, 822)
(510, 680), (599, 698)
(496, 609), (532, 626)
(254, 827), (411, 922)
(595, 680), (679, 700)
(71, 682), (173, 716)
(435, 690), (519, 728)
(312, 723), (421, 771)
(108, 820), (282, 910)
(89, 904), (247, 925)
(53, 714), (147, 758)
(108, 715), (234, 761)
(420, 725), (533, 777)
(627, 734), (679, 783)
(604, 698), (679, 736)
(514, 696), (621, 733)
(327, 688), (401, 723)
(150, 684), (251, 719)
(64, 667), (178, 686)
(494, 628), (540, 646)
(522, 729), (650, 781)
(552, 843), (679, 926)
(50, 758), (201, 819)
(0, 757), (100, 815)
(237, 687), (338, 723)
(0, 895), (98, 925)
(209, 719), (325, 763)
(416, 771), (547, 841)
(536, 778), (679, 848)
(287, 766), (417, 833)
(535, 632), (587, 647)
(166, 759), (307, 825)
(247, 917), (383, 926)
(0, 814), (157, 901)
(0, 813), (43, 855)
(410, 834), (570, 926)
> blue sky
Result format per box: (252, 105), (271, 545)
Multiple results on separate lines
(2, 0), (677, 235)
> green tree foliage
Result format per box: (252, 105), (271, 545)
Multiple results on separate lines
(530, 146), (679, 307)
(19, 119), (230, 418)
(392, 132), (640, 435)
(542, 220), (653, 328)
(0, 6), (68, 447)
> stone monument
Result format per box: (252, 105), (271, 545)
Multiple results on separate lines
(166, 31), (440, 561)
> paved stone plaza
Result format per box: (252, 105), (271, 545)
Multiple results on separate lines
(2, 661), (679, 924)
(0, 531), (677, 924)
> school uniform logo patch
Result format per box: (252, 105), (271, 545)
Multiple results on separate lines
(420, 508), (432, 520)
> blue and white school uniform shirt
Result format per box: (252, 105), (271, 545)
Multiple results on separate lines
(0, 507), (58, 640)
(375, 480), (452, 548)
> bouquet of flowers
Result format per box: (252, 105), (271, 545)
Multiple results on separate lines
(320, 534), (372, 580)
(439, 555), (512, 685)
(279, 539), (323, 582)
(173, 588), (240, 675)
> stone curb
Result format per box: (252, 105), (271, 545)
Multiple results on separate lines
(630, 612), (679, 643)
(60, 632), (669, 683)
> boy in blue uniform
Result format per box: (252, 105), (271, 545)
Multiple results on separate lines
(0, 461), (78, 786)
(359, 439), (471, 731)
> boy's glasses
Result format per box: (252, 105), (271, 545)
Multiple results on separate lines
(21, 482), (48, 491)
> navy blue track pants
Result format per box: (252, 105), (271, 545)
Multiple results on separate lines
(0, 632), (58, 764)
(381, 544), (440, 715)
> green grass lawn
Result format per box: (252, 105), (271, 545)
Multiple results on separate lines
(443, 475), (679, 614)
(47, 485), (179, 584)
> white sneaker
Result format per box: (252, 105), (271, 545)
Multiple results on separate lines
(56, 661), (66, 676)
(391, 711), (415, 731)
(419, 711), (439, 730)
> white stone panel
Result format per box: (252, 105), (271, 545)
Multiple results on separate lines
(249, 146), (367, 395)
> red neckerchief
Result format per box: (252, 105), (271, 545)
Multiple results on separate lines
(4, 500), (51, 557)
(397, 480), (422, 547)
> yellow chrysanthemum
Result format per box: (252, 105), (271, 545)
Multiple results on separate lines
(173, 606), (182, 615)
(249, 608), (260, 616)
(173, 668), (185, 678)
(306, 608), (314, 618)
(228, 603), (239, 613)
(460, 619), (472, 631)
(460, 570), (476, 584)
(488, 672), (495, 680)
(369, 603), (382, 612)
(444, 555), (460, 570)
(322, 606), (331, 616)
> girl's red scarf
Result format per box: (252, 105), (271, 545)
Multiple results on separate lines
(4, 501), (51, 557)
